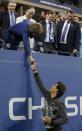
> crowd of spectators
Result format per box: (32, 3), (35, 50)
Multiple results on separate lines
(0, 1), (81, 57)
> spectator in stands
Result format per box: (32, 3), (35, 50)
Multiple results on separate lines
(0, 4), (5, 12)
(39, 11), (46, 22)
(16, 7), (36, 24)
(6, 21), (43, 59)
(74, 16), (79, 23)
(0, 1), (17, 49)
(56, 10), (81, 56)
(55, 12), (61, 19)
(34, 11), (56, 53)
(52, 12), (56, 23)
(16, 7), (36, 51)
(56, 17), (61, 25)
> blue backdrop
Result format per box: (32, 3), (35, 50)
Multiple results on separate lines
(26, 0), (82, 15)
(0, 50), (82, 131)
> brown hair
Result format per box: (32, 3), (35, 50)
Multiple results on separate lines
(47, 10), (54, 15)
(29, 23), (43, 34)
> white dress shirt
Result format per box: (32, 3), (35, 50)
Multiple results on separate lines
(9, 11), (16, 27)
(45, 20), (54, 43)
(16, 15), (36, 24)
(60, 20), (71, 44)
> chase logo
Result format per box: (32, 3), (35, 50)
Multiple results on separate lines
(9, 96), (82, 121)
(65, 96), (82, 116)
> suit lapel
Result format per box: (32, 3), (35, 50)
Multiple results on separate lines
(7, 12), (10, 26)
(44, 21), (46, 34)
(68, 21), (75, 35)
(7, 12), (17, 26)
(60, 21), (64, 34)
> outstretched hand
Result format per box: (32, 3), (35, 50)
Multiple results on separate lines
(28, 54), (37, 72)
(31, 60), (37, 72)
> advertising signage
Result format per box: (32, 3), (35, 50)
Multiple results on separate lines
(26, 0), (82, 14)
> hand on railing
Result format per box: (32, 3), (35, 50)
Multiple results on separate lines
(0, 39), (5, 49)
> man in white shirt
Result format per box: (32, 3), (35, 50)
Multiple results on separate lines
(16, 7), (36, 51)
(16, 7), (36, 24)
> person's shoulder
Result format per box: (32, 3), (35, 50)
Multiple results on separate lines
(18, 21), (28, 25)
(57, 20), (64, 26)
(19, 21), (29, 32)
(30, 18), (36, 23)
(16, 16), (21, 20)
(16, 15), (25, 24)
(0, 11), (8, 15)
(10, 21), (28, 29)
(72, 21), (80, 27)
(40, 20), (46, 24)
(55, 99), (65, 107)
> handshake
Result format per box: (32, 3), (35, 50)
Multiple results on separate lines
(28, 54), (37, 73)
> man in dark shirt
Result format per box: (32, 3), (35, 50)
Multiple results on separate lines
(31, 62), (68, 131)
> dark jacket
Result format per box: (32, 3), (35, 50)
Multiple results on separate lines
(0, 11), (17, 40)
(56, 20), (81, 52)
(7, 21), (30, 55)
(40, 20), (56, 43)
(34, 20), (56, 52)
(33, 72), (68, 131)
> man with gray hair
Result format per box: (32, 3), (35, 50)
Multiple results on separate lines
(16, 7), (36, 24)
(16, 7), (36, 51)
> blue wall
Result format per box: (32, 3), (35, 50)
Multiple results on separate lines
(80, 27), (82, 58)
(0, 50), (82, 131)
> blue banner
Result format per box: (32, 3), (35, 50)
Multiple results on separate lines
(0, 50), (82, 131)
(26, 0), (82, 15)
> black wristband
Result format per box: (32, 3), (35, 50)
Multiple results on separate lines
(33, 70), (38, 74)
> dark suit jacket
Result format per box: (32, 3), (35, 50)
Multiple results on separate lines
(56, 20), (81, 52)
(39, 20), (56, 43)
(34, 20), (56, 52)
(7, 21), (30, 55)
(35, 20), (56, 42)
(0, 11), (17, 40)
(33, 72), (68, 131)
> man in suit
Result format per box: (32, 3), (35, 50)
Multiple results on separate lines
(6, 21), (43, 62)
(30, 61), (68, 131)
(34, 11), (56, 53)
(0, 1), (17, 49)
(56, 10), (81, 56)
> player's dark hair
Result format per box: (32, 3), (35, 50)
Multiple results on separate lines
(56, 81), (66, 98)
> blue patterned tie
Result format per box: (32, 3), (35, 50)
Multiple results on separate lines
(11, 12), (15, 26)
(61, 22), (69, 43)
(49, 22), (53, 43)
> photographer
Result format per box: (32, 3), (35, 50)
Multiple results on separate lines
(31, 62), (68, 131)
